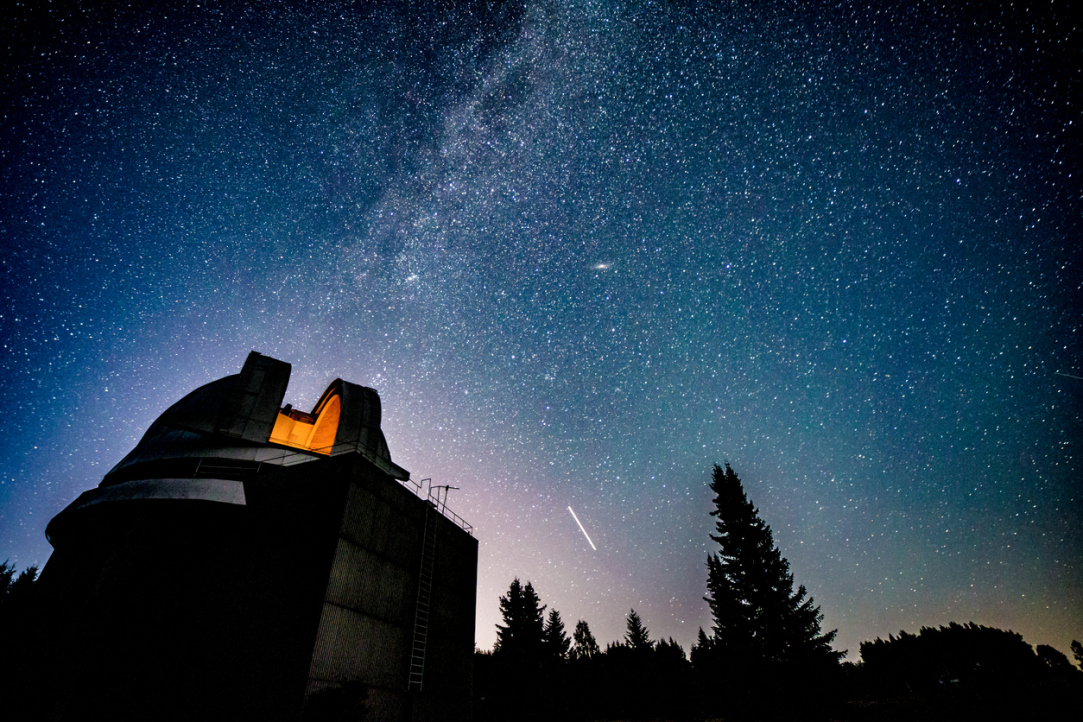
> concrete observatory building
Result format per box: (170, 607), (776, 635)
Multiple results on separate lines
(37, 352), (477, 721)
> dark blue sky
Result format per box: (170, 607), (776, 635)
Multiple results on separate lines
(2, 0), (1079, 658)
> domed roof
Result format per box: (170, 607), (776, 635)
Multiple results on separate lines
(104, 352), (409, 484)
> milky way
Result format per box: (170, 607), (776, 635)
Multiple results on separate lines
(2, 0), (1079, 659)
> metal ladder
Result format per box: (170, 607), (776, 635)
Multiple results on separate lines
(408, 504), (439, 691)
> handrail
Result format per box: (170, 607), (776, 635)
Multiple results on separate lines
(432, 502), (473, 536)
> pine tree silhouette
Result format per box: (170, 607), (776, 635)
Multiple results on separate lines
(624, 609), (652, 653)
(571, 620), (600, 660)
(543, 608), (570, 661)
(701, 464), (841, 714)
(494, 577), (546, 663)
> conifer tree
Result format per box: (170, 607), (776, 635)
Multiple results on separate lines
(703, 464), (841, 676)
(624, 609), (652, 652)
(543, 608), (570, 661)
(690, 627), (713, 668)
(494, 578), (546, 664)
(490, 579), (550, 719)
(571, 620), (600, 659)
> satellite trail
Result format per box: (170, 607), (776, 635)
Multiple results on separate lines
(567, 506), (597, 550)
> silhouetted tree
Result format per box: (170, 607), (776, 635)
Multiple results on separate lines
(624, 608), (652, 652)
(565, 620), (604, 720)
(494, 578), (546, 663)
(0, 561), (14, 597)
(0, 561), (40, 718)
(543, 608), (570, 661)
(853, 623), (1083, 718)
(690, 626), (713, 670)
(860, 622), (1042, 693)
(1072, 640), (1083, 671)
(653, 637), (695, 719)
(655, 636), (687, 661)
(571, 619), (600, 660)
(700, 464), (842, 716)
(0, 561), (38, 611)
(597, 616), (694, 720)
(1037, 644), (1076, 677)
(488, 578), (549, 721)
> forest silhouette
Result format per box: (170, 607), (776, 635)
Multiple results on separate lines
(473, 465), (1081, 721)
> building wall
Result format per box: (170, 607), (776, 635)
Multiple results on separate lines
(34, 453), (476, 722)
(412, 505), (478, 722)
(34, 498), (326, 722)
(301, 455), (478, 722)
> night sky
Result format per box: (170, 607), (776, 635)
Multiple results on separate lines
(2, 0), (1080, 660)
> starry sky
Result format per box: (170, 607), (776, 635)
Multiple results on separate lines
(2, 0), (1080, 660)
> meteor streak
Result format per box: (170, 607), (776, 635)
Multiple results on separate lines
(567, 506), (597, 550)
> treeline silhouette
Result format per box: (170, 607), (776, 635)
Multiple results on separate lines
(0, 560), (42, 716)
(474, 465), (1083, 721)
(475, 594), (695, 721)
(475, 584), (1083, 721)
(860, 622), (1079, 694)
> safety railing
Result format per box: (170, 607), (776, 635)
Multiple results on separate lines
(403, 477), (473, 536)
(430, 496), (473, 536)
